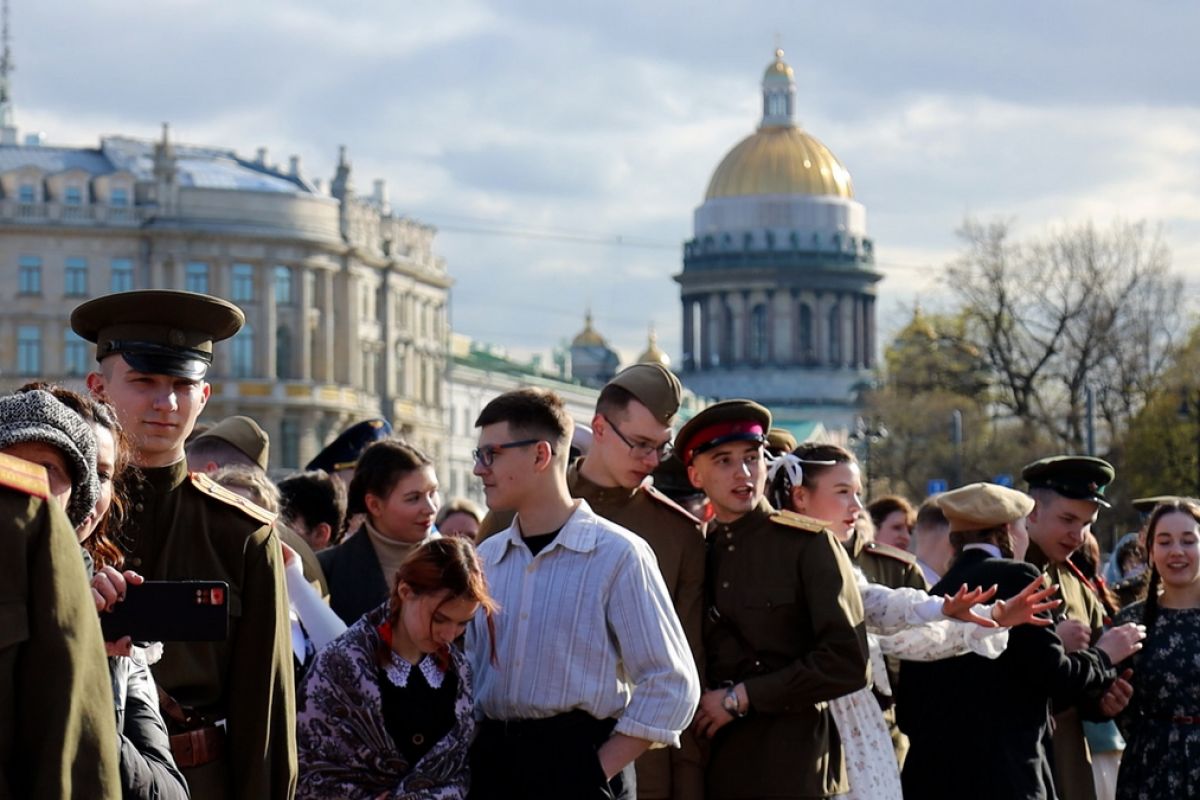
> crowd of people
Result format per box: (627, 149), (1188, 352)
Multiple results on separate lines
(2, 287), (1196, 800)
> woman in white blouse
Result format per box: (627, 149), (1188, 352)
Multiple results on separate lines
(768, 447), (1059, 800)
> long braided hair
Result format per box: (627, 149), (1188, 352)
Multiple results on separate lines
(1141, 498), (1200, 635)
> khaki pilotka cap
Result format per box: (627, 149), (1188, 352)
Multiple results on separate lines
(605, 364), (683, 425)
(936, 482), (1036, 533)
(71, 290), (245, 380)
(193, 415), (270, 471)
(766, 427), (798, 457)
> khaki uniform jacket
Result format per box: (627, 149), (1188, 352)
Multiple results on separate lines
(1027, 540), (1105, 800)
(0, 454), (121, 799)
(125, 460), (297, 800)
(479, 460), (707, 800)
(705, 501), (869, 799)
(844, 532), (927, 767)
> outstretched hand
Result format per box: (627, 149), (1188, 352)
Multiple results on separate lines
(941, 583), (1000, 627)
(991, 575), (1062, 628)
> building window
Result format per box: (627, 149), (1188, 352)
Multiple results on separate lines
(64, 185), (84, 205)
(276, 326), (292, 380)
(64, 258), (88, 297)
(185, 262), (209, 294)
(17, 325), (41, 376)
(64, 330), (89, 376)
(828, 303), (842, 365)
(17, 183), (35, 203)
(280, 418), (299, 469)
(110, 187), (129, 207)
(274, 266), (293, 305)
(231, 263), (254, 302)
(18, 256), (41, 295)
(797, 303), (813, 361)
(110, 259), (134, 292)
(749, 303), (768, 364)
(231, 324), (255, 378)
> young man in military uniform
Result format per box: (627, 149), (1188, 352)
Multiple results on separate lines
(680, 400), (868, 800)
(74, 290), (296, 800)
(477, 364), (706, 799)
(0, 453), (121, 799)
(1022, 456), (1137, 800)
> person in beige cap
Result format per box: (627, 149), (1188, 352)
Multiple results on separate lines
(476, 363), (705, 799)
(187, 415), (271, 473)
(898, 483), (1145, 800)
(73, 290), (296, 800)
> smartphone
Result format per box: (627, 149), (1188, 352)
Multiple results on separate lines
(99, 581), (230, 642)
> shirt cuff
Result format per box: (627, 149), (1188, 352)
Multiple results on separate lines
(614, 716), (683, 748)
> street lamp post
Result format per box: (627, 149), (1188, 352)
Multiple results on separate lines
(849, 416), (888, 501)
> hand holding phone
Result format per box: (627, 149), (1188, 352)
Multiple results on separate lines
(99, 581), (230, 643)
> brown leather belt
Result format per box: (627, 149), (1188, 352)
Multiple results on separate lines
(169, 725), (226, 769)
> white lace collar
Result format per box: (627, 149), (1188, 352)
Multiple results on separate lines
(383, 651), (444, 689)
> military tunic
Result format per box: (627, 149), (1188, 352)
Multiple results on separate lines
(705, 501), (868, 799)
(1027, 540), (1105, 800)
(844, 531), (927, 766)
(0, 453), (121, 800)
(125, 459), (296, 800)
(479, 460), (707, 799)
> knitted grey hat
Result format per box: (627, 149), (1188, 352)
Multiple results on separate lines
(0, 389), (99, 527)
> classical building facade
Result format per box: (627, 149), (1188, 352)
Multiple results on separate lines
(677, 49), (881, 429)
(0, 127), (450, 469)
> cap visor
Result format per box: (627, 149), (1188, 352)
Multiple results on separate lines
(121, 352), (208, 380)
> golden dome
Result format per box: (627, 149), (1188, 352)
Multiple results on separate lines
(637, 327), (670, 367)
(704, 126), (854, 201)
(571, 311), (608, 348)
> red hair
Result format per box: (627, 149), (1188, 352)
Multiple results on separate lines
(378, 537), (499, 669)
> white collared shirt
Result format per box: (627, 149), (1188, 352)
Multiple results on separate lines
(466, 499), (700, 746)
(963, 542), (1003, 559)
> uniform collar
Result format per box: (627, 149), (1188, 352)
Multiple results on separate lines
(139, 458), (189, 493)
(708, 497), (773, 537)
(568, 458), (639, 505)
(1025, 538), (1052, 568)
(485, 499), (600, 565)
(845, 528), (866, 559)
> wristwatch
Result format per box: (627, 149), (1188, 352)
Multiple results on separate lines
(722, 685), (746, 718)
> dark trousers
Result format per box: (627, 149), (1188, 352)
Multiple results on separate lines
(469, 710), (636, 800)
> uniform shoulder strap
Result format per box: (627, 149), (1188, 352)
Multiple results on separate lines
(864, 540), (919, 566)
(188, 471), (277, 526)
(642, 484), (701, 524)
(0, 452), (50, 499)
(769, 509), (827, 533)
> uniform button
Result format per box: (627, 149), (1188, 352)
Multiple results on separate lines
(727, 545), (735, 552)
(725, 532), (733, 540)
(134, 503), (144, 512)
(721, 581), (730, 589)
(127, 557), (142, 568)
(520, 612), (528, 620)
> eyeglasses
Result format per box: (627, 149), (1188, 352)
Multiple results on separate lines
(472, 439), (542, 468)
(603, 416), (673, 462)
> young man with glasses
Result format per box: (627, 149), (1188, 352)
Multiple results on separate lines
(466, 387), (699, 800)
(474, 364), (707, 798)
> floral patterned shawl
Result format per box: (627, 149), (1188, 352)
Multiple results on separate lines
(297, 603), (474, 799)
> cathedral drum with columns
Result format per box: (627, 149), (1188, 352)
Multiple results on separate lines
(677, 50), (881, 430)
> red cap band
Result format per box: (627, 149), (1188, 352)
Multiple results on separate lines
(683, 421), (765, 464)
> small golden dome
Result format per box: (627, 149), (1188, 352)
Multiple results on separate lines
(571, 311), (608, 348)
(637, 328), (671, 367)
(704, 126), (854, 201)
(763, 48), (794, 81)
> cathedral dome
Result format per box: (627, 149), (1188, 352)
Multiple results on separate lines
(704, 48), (853, 202)
(704, 126), (853, 201)
(571, 311), (608, 348)
(636, 328), (670, 367)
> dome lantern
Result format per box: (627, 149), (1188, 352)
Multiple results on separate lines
(761, 48), (796, 129)
(637, 325), (671, 368)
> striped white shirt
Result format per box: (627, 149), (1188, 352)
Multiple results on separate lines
(467, 499), (700, 746)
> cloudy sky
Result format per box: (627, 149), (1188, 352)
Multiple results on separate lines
(16, 1), (1200, 363)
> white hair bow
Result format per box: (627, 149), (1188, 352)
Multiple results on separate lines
(766, 452), (837, 487)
